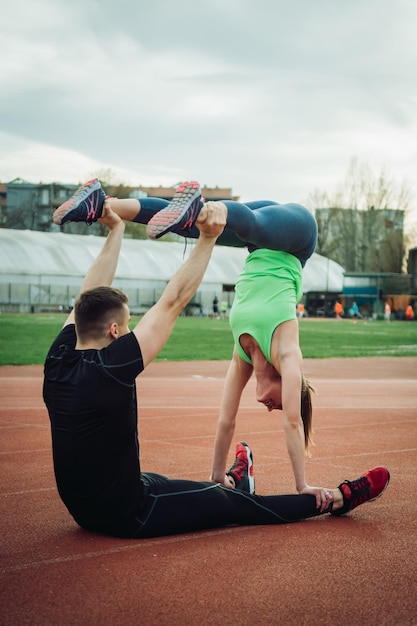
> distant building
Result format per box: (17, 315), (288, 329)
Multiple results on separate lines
(0, 179), (77, 232)
(0, 183), (6, 212)
(315, 206), (405, 273)
(0, 178), (239, 235)
(342, 271), (413, 319)
(408, 247), (417, 293)
(0, 230), (345, 314)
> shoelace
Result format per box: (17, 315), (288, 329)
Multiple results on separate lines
(180, 201), (200, 231)
(229, 457), (247, 481)
(85, 193), (100, 224)
(346, 476), (370, 507)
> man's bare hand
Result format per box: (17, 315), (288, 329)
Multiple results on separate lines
(98, 200), (123, 229)
(196, 201), (227, 240)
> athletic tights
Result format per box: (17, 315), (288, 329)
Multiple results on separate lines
(130, 472), (327, 538)
(135, 198), (318, 267)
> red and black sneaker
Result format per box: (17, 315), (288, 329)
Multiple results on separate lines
(227, 442), (255, 494)
(53, 178), (105, 225)
(146, 181), (202, 239)
(332, 466), (390, 516)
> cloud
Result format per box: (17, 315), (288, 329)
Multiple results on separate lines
(1, 0), (416, 216)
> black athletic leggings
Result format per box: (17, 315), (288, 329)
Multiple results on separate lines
(131, 473), (327, 539)
(135, 198), (318, 267)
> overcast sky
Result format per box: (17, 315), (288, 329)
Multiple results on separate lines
(1, 0), (416, 232)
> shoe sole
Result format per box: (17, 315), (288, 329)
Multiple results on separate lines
(146, 181), (201, 239)
(53, 178), (101, 225)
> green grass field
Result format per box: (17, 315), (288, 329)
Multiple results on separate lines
(1, 313), (416, 365)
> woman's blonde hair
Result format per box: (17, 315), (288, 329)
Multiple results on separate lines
(301, 376), (315, 455)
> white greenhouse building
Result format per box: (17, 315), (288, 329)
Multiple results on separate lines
(0, 230), (344, 315)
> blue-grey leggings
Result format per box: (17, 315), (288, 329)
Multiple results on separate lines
(135, 199), (318, 267)
(124, 472), (328, 539)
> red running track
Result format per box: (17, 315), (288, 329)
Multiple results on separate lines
(1, 358), (416, 625)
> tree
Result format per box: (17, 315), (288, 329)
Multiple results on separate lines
(308, 159), (412, 272)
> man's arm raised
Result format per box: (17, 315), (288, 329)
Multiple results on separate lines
(133, 203), (226, 368)
(63, 202), (125, 327)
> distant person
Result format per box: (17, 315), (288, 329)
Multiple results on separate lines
(334, 301), (344, 320)
(220, 300), (228, 318)
(384, 302), (391, 322)
(351, 301), (359, 319)
(212, 296), (219, 318)
(297, 303), (305, 319)
(405, 304), (414, 321)
(44, 184), (390, 538)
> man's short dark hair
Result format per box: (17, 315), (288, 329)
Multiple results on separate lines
(75, 286), (129, 341)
